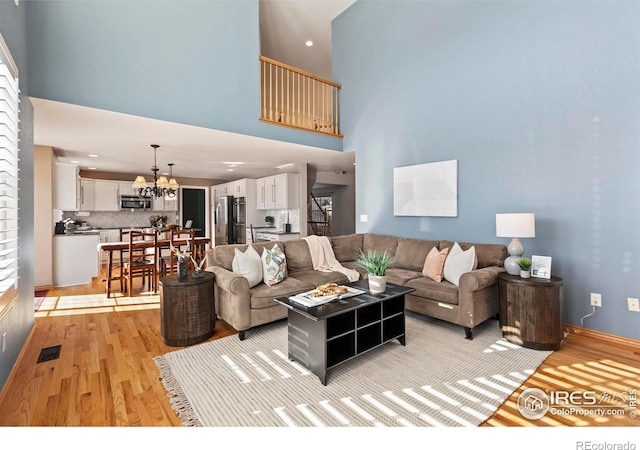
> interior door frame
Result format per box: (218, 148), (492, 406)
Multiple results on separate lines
(179, 185), (210, 239)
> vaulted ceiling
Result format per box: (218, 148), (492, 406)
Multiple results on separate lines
(36, 0), (357, 182)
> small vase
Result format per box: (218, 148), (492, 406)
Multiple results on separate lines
(520, 270), (531, 279)
(178, 259), (188, 281)
(368, 275), (387, 294)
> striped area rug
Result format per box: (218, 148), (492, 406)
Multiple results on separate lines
(154, 312), (552, 427)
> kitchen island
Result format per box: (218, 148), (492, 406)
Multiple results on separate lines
(53, 233), (100, 287)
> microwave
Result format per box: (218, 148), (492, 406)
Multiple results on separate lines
(120, 195), (151, 209)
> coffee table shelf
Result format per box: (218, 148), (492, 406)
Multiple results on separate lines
(275, 279), (414, 385)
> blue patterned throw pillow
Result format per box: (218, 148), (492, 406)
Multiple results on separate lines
(261, 244), (287, 286)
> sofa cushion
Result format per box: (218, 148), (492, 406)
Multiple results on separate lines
(283, 239), (314, 272)
(261, 244), (288, 286)
(422, 246), (449, 282)
(213, 242), (282, 271)
(386, 268), (423, 285)
(331, 233), (363, 262)
(288, 269), (349, 287)
(405, 276), (459, 305)
(232, 245), (263, 287)
(392, 238), (440, 271)
(439, 240), (507, 269)
(443, 242), (477, 286)
(249, 277), (313, 309)
(363, 234), (399, 258)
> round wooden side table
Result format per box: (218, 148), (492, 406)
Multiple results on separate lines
(498, 272), (564, 350)
(159, 271), (215, 347)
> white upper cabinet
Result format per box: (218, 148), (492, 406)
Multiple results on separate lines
(256, 173), (299, 210)
(93, 180), (120, 211)
(216, 182), (232, 197)
(233, 179), (248, 198)
(119, 181), (136, 197)
(79, 179), (94, 211)
(53, 162), (80, 211)
(153, 194), (178, 211)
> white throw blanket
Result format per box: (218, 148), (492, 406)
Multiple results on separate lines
(303, 235), (360, 282)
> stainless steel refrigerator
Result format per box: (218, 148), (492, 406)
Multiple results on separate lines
(214, 195), (235, 246)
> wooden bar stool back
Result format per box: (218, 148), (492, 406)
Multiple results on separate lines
(122, 230), (158, 296)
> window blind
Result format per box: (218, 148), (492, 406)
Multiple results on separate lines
(0, 33), (19, 309)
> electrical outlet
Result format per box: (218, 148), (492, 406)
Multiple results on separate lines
(628, 298), (640, 312)
(590, 293), (602, 307)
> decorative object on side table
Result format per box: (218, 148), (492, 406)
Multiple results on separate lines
(170, 241), (191, 281)
(190, 254), (207, 278)
(531, 255), (552, 279)
(518, 257), (532, 278)
(496, 213), (536, 276)
(355, 249), (395, 294)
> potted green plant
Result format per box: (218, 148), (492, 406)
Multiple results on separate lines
(265, 215), (274, 226)
(518, 257), (532, 279)
(355, 249), (395, 294)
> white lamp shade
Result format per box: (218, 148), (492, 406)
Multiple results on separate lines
(496, 213), (536, 238)
(132, 176), (147, 188)
(156, 176), (170, 189)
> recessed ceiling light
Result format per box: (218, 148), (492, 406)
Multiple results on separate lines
(88, 167), (97, 170)
(88, 154), (99, 158)
(224, 161), (243, 165)
(305, 40), (314, 47)
(70, 160), (80, 164)
(227, 168), (234, 172)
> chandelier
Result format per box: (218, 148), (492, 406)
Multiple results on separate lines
(132, 144), (180, 198)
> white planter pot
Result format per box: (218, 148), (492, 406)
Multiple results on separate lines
(520, 270), (531, 279)
(368, 275), (387, 294)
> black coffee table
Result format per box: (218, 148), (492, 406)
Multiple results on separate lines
(274, 279), (415, 385)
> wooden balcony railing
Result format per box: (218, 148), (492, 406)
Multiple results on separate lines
(260, 56), (342, 137)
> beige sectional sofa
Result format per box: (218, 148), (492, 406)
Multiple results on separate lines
(206, 233), (507, 340)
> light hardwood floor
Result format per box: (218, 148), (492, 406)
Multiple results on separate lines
(0, 270), (638, 427)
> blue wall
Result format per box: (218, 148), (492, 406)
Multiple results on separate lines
(27, 0), (341, 151)
(334, 1), (640, 340)
(0, 0), (35, 391)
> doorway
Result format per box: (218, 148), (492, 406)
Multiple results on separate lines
(181, 187), (207, 237)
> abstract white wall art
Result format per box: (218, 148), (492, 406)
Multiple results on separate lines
(393, 159), (458, 217)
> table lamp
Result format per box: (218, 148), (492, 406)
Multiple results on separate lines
(496, 213), (536, 275)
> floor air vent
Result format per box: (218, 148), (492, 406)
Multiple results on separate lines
(37, 345), (61, 363)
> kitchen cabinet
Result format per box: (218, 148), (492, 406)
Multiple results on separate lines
(99, 229), (123, 264)
(153, 194), (178, 211)
(79, 179), (94, 211)
(119, 181), (136, 197)
(94, 180), (120, 211)
(254, 231), (300, 242)
(256, 173), (299, 210)
(233, 179), (249, 198)
(216, 182), (233, 197)
(53, 162), (80, 211)
(53, 234), (100, 286)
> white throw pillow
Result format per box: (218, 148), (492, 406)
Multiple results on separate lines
(232, 245), (263, 288)
(443, 242), (478, 286)
(261, 244), (288, 286)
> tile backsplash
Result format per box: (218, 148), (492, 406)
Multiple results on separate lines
(62, 210), (180, 229)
